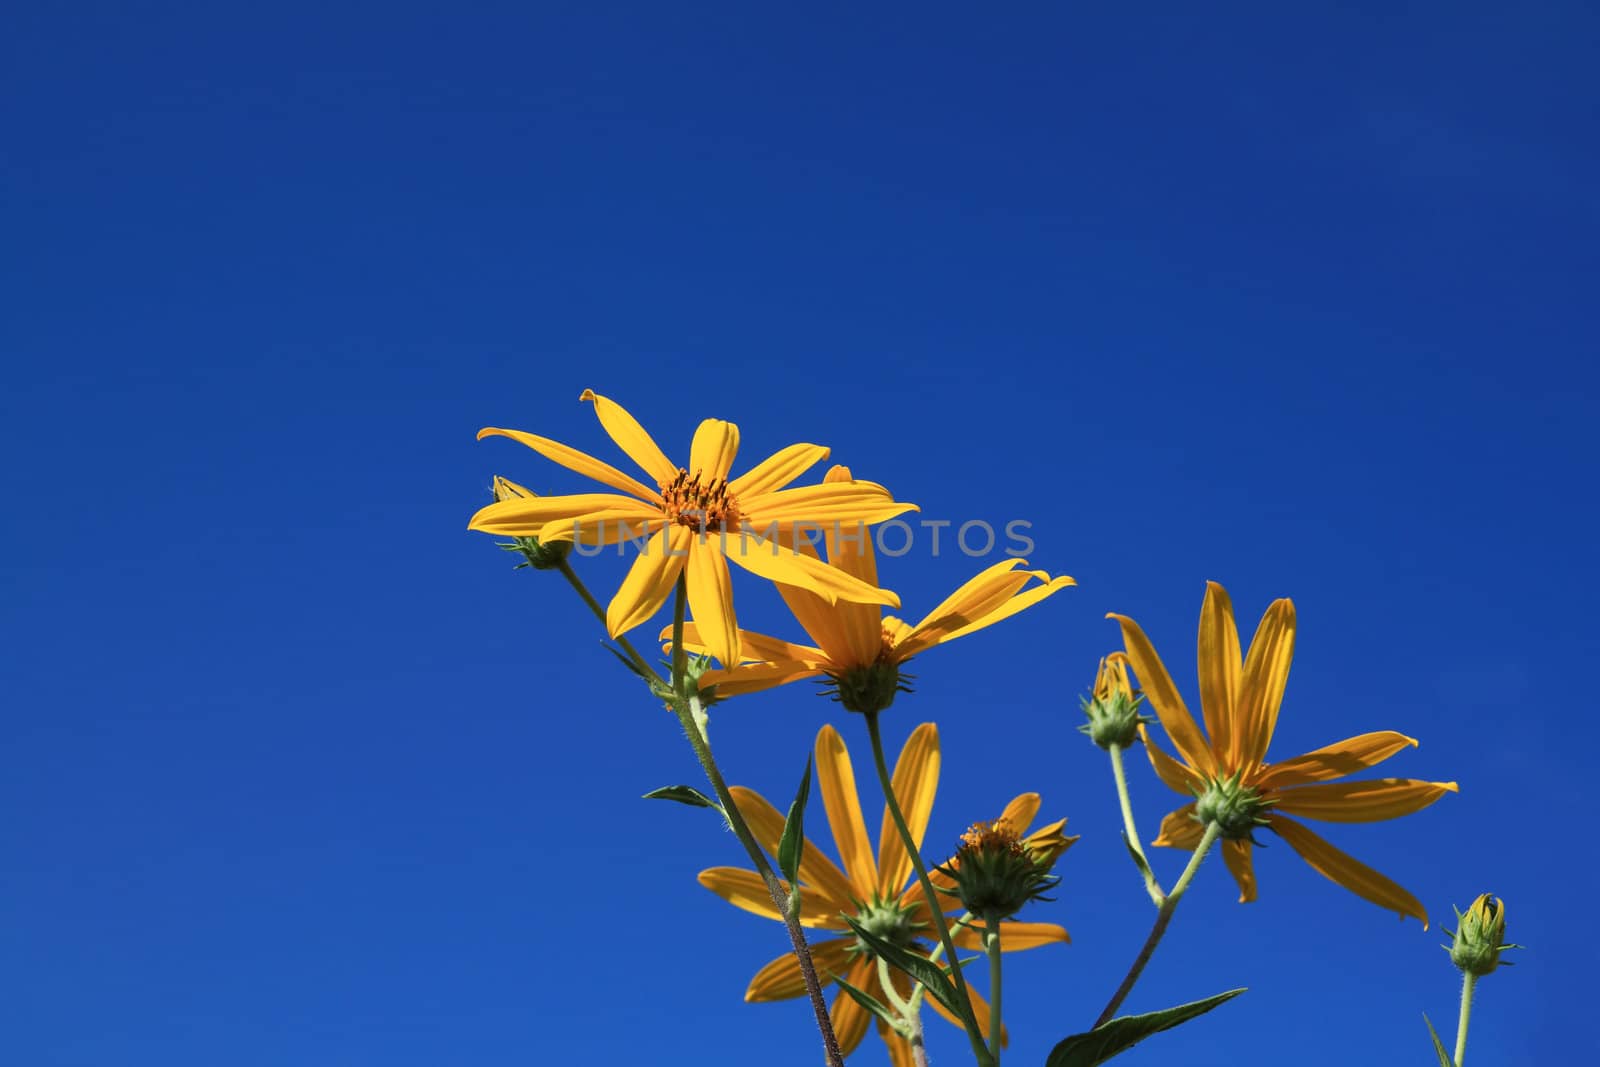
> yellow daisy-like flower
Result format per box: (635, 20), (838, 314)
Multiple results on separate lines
(700, 723), (1075, 1064)
(672, 465), (1073, 711)
(468, 391), (917, 666)
(1110, 581), (1458, 926)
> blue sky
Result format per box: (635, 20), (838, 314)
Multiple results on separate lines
(3, 3), (1595, 1064)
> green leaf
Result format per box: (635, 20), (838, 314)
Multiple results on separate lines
(642, 785), (718, 809)
(1045, 988), (1246, 1067)
(833, 972), (911, 1038)
(841, 915), (964, 1021)
(778, 754), (813, 887)
(1423, 1013), (1456, 1067)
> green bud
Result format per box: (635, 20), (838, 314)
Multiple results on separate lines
(937, 820), (1061, 921)
(1446, 894), (1520, 976)
(1194, 772), (1273, 840)
(491, 476), (572, 571)
(1078, 653), (1152, 749)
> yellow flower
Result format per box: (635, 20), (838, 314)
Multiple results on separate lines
(671, 465), (1073, 710)
(1110, 581), (1457, 926)
(468, 391), (916, 665)
(700, 723), (1074, 1063)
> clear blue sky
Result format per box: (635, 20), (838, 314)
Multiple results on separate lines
(3, 4), (1594, 1064)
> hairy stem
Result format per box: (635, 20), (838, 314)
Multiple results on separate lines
(1108, 742), (1165, 906)
(1454, 972), (1477, 1066)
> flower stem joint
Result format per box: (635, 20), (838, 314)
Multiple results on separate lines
(1079, 653), (1152, 749)
(938, 821), (1061, 921)
(1193, 772), (1274, 841)
(490, 476), (573, 571)
(1445, 894), (1521, 977)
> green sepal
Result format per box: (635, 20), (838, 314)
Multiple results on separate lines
(1120, 831), (1155, 882)
(1422, 1013), (1454, 1066)
(833, 972), (912, 1038)
(642, 785), (719, 810)
(1045, 988), (1246, 1067)
(841, 914), (963, 1020)
(778, 754), (814, 911)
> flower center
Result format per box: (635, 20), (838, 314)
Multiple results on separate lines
(661, 468), (742, 533)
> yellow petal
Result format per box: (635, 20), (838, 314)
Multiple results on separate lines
(476, 426), (661, 502)
(927, 972), (1007, 1049)
(689, 417), (740, 483)
(1222, 839), (1257, 903)
(1141, 727), (1206, 796)
(604, 525), (690, 636)
(1254, 732), (1420, 790)
(727, 785), (857, 914)
(728, 443), (831, 498)
(953, 921), (1070, 951)
(777, 580), (880, 668)
(880, 1021), (917, 1067)
(902, 561), (1074, 658)
(1197, 581), (1241, 768)
(699, 660), (823, 698)
(814, 724), (877, 892)
(1108, 612), (1216, 777)
(666, 622), (823, 665)
(1151, 803), (1205, 849)
(998, 793), (1041, 834)
(744, 938), (854, 1002)
(467, 492), (649, 534)
(580, 389), (677, 485)
(727, 532), (900, 608)
(1267, 815), (1429, 926)
(685, 536), (740, 665)
(929, 573), (1075, 648)
(537, 509), (659, 545)
(877, 723), (941, 896)
(696, 867), (840, 927)
(1271, 779), (1459, 823)
(829, 956), (876, 1055)
(744, 480), (918, 527)
(1023, 818), (1079, 865)
(816, 468), (886, 666)
(1235, 598), (1296, 773)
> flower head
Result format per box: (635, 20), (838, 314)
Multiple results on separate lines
(1079, 653), (1150, 749)
(1446, 894), (1519, 976)
(469, 392), (918, 666)
(938, 818), (1062, 920)
(671, 466), (1073, 711)
(1110, 581), (1457, 926)
(699, 723), (1074, 1061)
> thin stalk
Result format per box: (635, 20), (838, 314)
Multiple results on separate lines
(554, 557), (661, 683)
(1093, 822), (1221, 1028)
(1108, 742), (1164, 906)
(863, 711), (994, 1067)
(1454, 972), (1477, 1066)
(983, 912), (1004, 1065)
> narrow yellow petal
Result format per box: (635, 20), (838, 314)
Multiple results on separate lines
(877, 723), (941, 896)
(1151, 803), (1205, 849)
(744, 480), (918, 526)
(685, 537), (740, 665)
(927, 973), (1007, 1049)
(580, 389), (677, 485)
(727, 532), (900, 608)
(689, 417), (740, 483)
(665, 622), (824, 665)
(828, 956), (876, 1055)
(1222, 839), (1257, 903)
(998, 793), (1041, 834)
(1235, 598), (1296, 773)
(1141, 727), (1206, 796)
(817, 466), (884, 665)
(537, 509), (659, 545)
(699, 660), (823, 698)
(1254, 732), (1420, 789)
(727, 786), (857, 914)
(1197, 581), (1241, 768)
(476, 426), (661, 502)
(728, 443), (830, 498)
(814, 725), (878, 892)
(901, 561), (1074, 658)
(1268, 815), (1429, 926)
(953, 921), (1070, 951)
(745, 938), (854, 1002)
(1023, 818), (1079, 865)
(604, 525), (690, 636)
(467, 492), (647, 534)
(696, 867), (839, 927)
(880, 1023), (917, 1067)
(1108, 612), (1216, 777)
(1271, 779), (1459, 823)
(777, 581), (880, 668)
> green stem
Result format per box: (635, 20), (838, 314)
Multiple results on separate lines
(1108, 742), (1164, 907)
(555, 557), (662, 683)
(1093, 822), (1221, 1028)
(1454, 972), (1477, 1066)
(863, 711), (994, 1067)
(983, 912), (1004, 1065)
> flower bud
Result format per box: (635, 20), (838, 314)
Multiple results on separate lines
(491, 476), (572, 570)
(1078, 653), (1150, 749)
(1446, 894), (1519, 976)
(938, 819), (1061, 920)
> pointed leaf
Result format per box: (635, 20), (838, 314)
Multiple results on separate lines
(642, 785), (718, 809)
(1423, 1013), (1455, 1067)
(778, 754), (814, 886)
(841, 915), (963, 1020)
(1046, 989), (1246, 1067)
(834, 971), (912, 1037)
